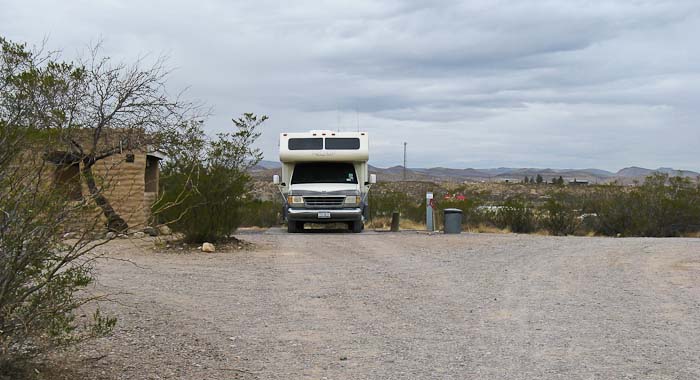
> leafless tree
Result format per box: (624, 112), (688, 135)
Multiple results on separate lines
(1, 36), (120, 368)
(46, 43), (201, 231)
(0, 36), (200, 369)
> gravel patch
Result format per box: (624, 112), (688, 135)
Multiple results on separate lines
(74, 231), (700, 379)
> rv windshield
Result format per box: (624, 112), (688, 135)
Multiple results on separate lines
(291, 162), (358, 184)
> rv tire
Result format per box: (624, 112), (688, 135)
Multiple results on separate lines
(288, 221), (302, 233)
(351, 221), (363, 233)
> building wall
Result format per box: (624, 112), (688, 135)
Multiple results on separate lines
(87, 151), (158, 230)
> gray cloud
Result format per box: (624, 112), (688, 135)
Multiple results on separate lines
(3, 0), (700, 171)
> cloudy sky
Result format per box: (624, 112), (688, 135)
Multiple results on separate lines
(3, 0), (699, 170)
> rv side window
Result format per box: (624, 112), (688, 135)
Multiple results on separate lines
(324, 138), (360, 150)
(288, 138), (323, 150)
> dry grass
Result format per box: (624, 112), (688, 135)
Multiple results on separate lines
(237, 226), (269, 232)
(367, 217), (426, 231)
(465, 224), (510, 234)
(369, 218), (519, 234)
(400, 219), (428, 230)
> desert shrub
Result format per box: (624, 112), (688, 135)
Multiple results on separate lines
(588, 174), (700, 237)
(368, 190), (425, 223)
(1, 37), (115, 368)
(434, 198), (480, 229)
(156, 114), (265, 243)
(493, 198), (536, 233)
(159, 162), (247, 243)
(0, 163), (116, 366)
(240, 200), (281, 227)
(632, 175), (700, 236)
(586, 185), (634, 236)
(538, 197), (579, 236)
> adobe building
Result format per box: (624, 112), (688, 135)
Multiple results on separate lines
(50, 148), (164, 230)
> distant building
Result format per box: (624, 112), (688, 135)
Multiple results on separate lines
(569, 178), (589, 186)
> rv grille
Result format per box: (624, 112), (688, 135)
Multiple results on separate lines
(303, 196), (345, 207)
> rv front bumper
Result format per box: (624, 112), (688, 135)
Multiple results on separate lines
(287, 207), (363, 222)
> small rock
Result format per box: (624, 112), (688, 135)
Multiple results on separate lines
(133, 231), (146, 239)
(105, 231), (117, 240)
(202, 242), (215, 253)
(340, 356), (348, 361)
(158, 225), (172, 235)
(143, 226), (159, 236)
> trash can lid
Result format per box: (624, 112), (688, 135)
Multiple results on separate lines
(443, 208), (463, 214)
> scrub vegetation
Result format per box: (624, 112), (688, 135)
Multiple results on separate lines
(0, 37), (122, 375)
(155, 114), (266, 243)
(364, 174), (700, 237)
(0, 34), (265, 377)
(248, 172), (700, 237)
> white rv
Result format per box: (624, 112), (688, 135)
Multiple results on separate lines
(273, 130), (376, 233)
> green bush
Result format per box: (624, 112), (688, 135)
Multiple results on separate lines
(158, 164), (248, 243)
(353, 175), (700, 237)
(240, 200), (282, 227)
(591, 174), (700, 237)
(586, 185), (634, 236)
(539, 197), (579, 236)
(155, 114), (265, 243)
(434, 198), (480, 229)
(1, 37), (115, 368)
(493, 198), (536, 233)
(368, 190), (425, 223)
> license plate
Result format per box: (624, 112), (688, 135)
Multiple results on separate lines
(317, 211), (331, 219)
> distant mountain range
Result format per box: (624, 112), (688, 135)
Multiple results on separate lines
(253, 160), (699, 183)
(255, 160), (284, 170)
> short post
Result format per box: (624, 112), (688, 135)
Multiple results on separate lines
(390, 212), (400, 232)
(426, 192), (434, 232)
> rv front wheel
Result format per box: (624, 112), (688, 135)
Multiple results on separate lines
(288, 221), (302, 233)
(350, 221), (363, 233)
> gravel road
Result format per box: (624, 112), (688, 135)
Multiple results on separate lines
(76, 230), (700, 379)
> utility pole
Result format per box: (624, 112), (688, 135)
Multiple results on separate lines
(403, 142), (407, 181)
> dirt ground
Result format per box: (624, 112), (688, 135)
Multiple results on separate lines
(64, 230), (700, 379)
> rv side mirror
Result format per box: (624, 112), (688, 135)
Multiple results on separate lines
(273, 175), (280, 185)
(369, 174), (377, 184)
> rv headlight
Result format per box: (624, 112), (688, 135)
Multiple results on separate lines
(288, 195), (304, 205)
(344, 195), (360, 205)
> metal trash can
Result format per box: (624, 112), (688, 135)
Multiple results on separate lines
(443, 208), (463, 234)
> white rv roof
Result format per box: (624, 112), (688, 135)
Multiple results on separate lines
(279, 130), (369, 162)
